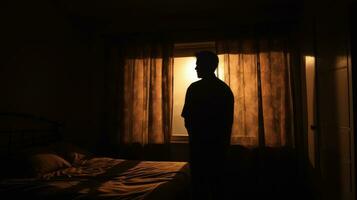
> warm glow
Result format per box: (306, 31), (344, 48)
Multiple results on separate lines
(172, 57), (199, 136)
(181, 57), (199, 84)
(217, 55), (225, 81)
(305, 56), (315, 69)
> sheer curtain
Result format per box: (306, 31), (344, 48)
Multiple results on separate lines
(120, 42), (174, 145)
(216, 39), (294, 147)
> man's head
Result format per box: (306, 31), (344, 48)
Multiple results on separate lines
(195, 51), (219, 78)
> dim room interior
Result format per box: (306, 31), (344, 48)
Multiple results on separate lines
(1, 0), (356, 199)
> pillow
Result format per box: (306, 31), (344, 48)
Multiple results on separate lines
(2, 148), (72, 179)
(2, 142), (92, 179)
(50, 142), (93, 165)
(27, 153), (71, 177)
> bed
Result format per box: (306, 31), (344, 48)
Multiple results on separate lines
(0, 113), (190, 200)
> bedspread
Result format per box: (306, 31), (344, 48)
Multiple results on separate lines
(0, 157), (190, 200)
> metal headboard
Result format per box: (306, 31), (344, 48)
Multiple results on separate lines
(0, 112), (63, 157)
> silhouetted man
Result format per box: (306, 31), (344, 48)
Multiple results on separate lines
(181, 51), (234, 200)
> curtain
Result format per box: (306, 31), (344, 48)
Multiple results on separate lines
(120, 42), (174, 145)
(216, 39), (294, 147)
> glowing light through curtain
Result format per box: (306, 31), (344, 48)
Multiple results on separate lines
(216, 39), (294, 147)
(121, 43), (173, 145)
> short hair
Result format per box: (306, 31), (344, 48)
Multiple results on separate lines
(195, 51), (219, 71)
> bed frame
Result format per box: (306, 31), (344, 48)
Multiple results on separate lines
(0, 112), (63, 157)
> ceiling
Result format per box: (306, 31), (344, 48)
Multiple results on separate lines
(55, 0), (303, 34)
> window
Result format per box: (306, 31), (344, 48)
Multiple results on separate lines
(171, 42), (224, 141)
(170, 39), (291, 146)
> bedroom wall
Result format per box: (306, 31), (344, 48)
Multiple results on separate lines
(276, 0), (356, 199)
(0, 0), (109, 151)
(305, 0), (355, 199)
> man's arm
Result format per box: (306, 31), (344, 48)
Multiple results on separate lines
(221, 89), (234, 144)
(181, 86), (193, 133)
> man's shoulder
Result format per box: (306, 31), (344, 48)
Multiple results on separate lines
(188, 80), (204, 89)
(216, 79), (232, 90)
(216, 79), (234, 99)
